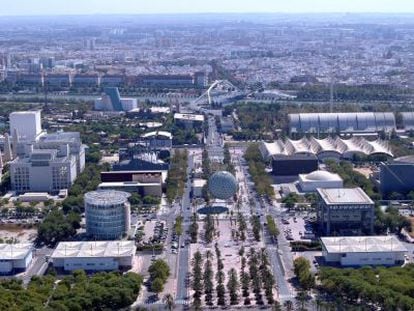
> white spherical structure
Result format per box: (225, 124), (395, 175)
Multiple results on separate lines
(208, 171), (238, 200)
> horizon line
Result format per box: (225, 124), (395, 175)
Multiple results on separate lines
(1, 11), (414, 18)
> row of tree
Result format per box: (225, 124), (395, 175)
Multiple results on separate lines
(244, 144), (275, 198)
(148, 259), (170, 295)
(165, 149), (188, 204)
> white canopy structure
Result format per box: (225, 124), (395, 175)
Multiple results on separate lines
(260, 136), (393, 160)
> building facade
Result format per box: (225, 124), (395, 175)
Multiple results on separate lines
(321, 236), (406, 266)
(85, 191), (131, 240)
(51, 241), (136, 272)
(0, 243), (33, 274)
(317, 187), (375, 236)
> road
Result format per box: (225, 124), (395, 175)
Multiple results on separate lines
(175, 151), (194, 306)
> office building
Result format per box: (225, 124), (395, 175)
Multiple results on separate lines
(317, 187), (375, 236)
(94, 87), (137, 112)
(85, 190), (131, 240)
(72, 74), (99, 87)
(100, 169), (164, 197)
(10, 147), (77, 194)
(298, 170), (343, 192)
(51, 241), (136, 272)
(138, 74), (194, 88)
(0, 243), (33, 274)
(321, 236), (407, 266)
(289, 112), (396, 134)
(10, 111), (42, 142)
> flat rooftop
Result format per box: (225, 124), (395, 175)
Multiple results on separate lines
(317, 187), (374, 205)
(174, 113), (204, 122)
(51, 241), (136, 259)
(0, 243), (33, 260)
(321, 236), (407, 253)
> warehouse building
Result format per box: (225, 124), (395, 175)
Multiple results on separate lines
(0, 243), (33, 274)
(298, 170), (343, 192)
(321, 236), (407, 266)
(289, 112), (396, 134)
(51, 241), (136, 272)
(317, 187), (375, 236)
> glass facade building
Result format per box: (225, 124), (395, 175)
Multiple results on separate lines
(85, 191), (131, 240)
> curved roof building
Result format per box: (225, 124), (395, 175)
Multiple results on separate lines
(401, 112), (414, 131)
(299, 170), (343, 192)
(260, 136), (393, 160)
(289, 112), (396, 134)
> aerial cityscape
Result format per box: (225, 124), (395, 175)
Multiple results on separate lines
(1, 1), (414, 310)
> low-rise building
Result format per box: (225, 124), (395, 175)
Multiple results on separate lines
(321, 236), (407, 266)
(298, 170), (343, 192)
(51, 241), (136, 272)
(0, 243), (33, 274)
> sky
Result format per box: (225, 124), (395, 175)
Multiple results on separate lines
(1, 0), (414, 16)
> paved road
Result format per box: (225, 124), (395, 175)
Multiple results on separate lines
(175, 152), (194, 305)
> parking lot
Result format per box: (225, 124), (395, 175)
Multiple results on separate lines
(281, 214), (317, 242)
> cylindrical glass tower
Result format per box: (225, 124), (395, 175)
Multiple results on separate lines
(85, 190), (131, 240)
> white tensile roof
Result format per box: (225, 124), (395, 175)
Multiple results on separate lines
(260, 136), (393, 159)
(321, 236), (407, 254)
(51, 241), (136, 259)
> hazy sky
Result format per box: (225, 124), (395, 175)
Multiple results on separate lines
(1, 0), (414, 16)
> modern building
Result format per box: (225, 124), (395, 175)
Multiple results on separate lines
(379, 156), (414, 195)
(72, 74), (99, 87)
(100, 170), (164, 197)
(298, 170), (343, 192)
(174, 113), (205, 129)
(113, 154), (169, 172)
(321, 236), (407, 266)
(271, 154), (318, 176)
(84, 190), (131, 240)
(137, 74), (194, 88)
(401, 112), (414, 131)
(10, 147), (78, 194)
(100, 75), (125, 87)
(219, 116), (235, 133)
(317, 187), (375, 236)
(94, 87), (137, 112)
(10, 111), (43, 142)
(0, 243), (33, 274)
(260, 136), (393, 162)
(289, 112), (396, 134)
(140, 131), (173, 150)
(51, 241), (136, 272)
(45, 74), (71, 87)
(10, 130), (86, 194)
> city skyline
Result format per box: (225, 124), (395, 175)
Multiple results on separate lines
(1, 0), (414, 16)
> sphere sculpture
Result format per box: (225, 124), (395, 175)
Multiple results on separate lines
(208, 171), (238, 200)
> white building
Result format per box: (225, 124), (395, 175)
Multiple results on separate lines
(0, 243), (33, 274)
(94, 87), (137, 112)
(298, 170), (343, 192)
(51, 241), (136, 272)
(174, 113), (205, 128)
(10, 111), (42, 142)
(321, 236), (407, 266)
